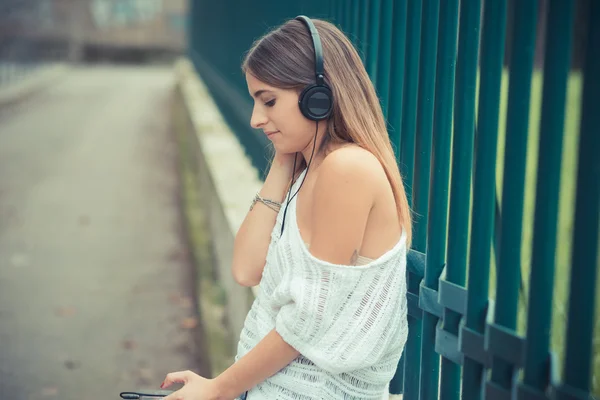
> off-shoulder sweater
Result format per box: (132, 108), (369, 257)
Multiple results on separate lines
(235, 169), (408, 399)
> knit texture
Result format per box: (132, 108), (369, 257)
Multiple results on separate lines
(235, 170), (409, 399)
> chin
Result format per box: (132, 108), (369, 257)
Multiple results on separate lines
(273, 143), (294, 155)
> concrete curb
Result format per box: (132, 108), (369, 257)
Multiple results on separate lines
(0, 64), (70, 109)
(173, 57), (260, 372)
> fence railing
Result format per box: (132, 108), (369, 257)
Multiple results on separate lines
(188, 0), (599, 399)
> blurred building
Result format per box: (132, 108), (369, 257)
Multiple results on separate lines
(0, 0), (187, 63)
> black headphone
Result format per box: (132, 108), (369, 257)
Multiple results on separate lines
(295, 15), (334, 121)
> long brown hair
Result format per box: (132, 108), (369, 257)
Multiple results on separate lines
(242, 18), (412, 244)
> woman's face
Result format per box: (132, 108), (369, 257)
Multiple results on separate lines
(246, 71), (315, 155)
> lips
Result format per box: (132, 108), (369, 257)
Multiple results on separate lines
(265, 130), (279, 136)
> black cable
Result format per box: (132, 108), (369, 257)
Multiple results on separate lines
(280, 120), (319, 237)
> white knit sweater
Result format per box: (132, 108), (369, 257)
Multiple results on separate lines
(235, 170), (409, 399)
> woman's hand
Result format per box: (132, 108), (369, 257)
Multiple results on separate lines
(160, 370), (226, 400)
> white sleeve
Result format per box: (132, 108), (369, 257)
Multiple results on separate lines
(274, 251), (408, 375)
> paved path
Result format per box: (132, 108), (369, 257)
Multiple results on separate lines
(0, 66), (209, 400)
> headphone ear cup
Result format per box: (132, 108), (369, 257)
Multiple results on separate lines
(298, 84), (333, 121)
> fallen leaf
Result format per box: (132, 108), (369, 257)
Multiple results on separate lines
(135, 367), (154, 386)
(55, 306), (76, 317)
(168, 250), (184, 261)
(180, 317), (198, 329)
(41, 386), (58, 396)
(64, 359), (80, 370)
(136, 367), (153, 379)
(179, 296), (193, 309)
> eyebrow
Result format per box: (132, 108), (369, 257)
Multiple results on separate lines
(252, 89), (273, 98)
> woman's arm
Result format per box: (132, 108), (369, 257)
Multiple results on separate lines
(213, 329), (300, 399)
(231, 153), (295, 287)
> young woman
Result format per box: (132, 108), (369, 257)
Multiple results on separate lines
(161, 16), (412, 400)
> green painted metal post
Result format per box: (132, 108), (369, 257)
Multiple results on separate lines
(461, 0), (506, 399)
(556, 1), (600, 398)
(386, 0), (407, 164)
(375, 0), (393, 119)
(344, 0), (352, 37)
(359, 0), (369, 64)
(489, 0), (538, 393)
(518, 0), (575, 397)
(340, 0), (350, 33)
(187, 0), (195, 55)
(387, 2), (411, 396)
(352, 0), (360, 47)
(398, 0), (422, 207)
(404, 0), (446, 399)
(420, 0), (451, 398)
(440, 0), (479, 399)
(377, 2), (399, 394)
(414, 1), (440, 218)
(390, 354), (406, 395)
(367, 0), (381, 85)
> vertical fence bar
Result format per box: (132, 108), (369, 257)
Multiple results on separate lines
(187, 0), (195, 55)
(387, 2), (411, 396)
(344, 0), (350, 34)
(339, 0), (345, 30)
(556, 1), (600, 398)
(414, 0), (449, 255)
(390, 355), (406, 396)
(376, 2), (400, 392)
(404, 1), (447, 399)
(420, 0), (452, 397)
(367, 0), (381, 85)
(488, 0), (538, 394)
(386, 0), (408, 164)
(516, 0), (575, 398)
(376, 0), (394, 119)
(352, 0), (360, 47)
(194, 0), (205, 59)
(398, 0), (422, 206)
(461, 0), (507, 398)
(344, 0), (352, 36)
(359, 0), (370, 64)
(414, 0), (441, 188)
(440, 0), (480, 399)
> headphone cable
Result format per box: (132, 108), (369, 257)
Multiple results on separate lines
(280, 120), (319, 237)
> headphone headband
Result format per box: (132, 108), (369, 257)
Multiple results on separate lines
(295, 15), (325, 85)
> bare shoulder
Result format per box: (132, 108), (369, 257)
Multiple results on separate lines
(307, 145), (395, 264)
(315, 145), (387, 193)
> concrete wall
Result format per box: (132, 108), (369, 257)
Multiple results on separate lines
(173, 58), (261, 375)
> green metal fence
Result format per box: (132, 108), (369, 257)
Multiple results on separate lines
(188, 0), (599, 399)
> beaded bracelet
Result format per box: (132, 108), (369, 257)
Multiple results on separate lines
(250, 192), (282, 213)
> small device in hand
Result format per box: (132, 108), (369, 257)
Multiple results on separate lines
(120, 389), (174, 399)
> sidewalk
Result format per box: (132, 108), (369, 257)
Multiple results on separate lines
(0, 65), (209, 400)
(0, 63), (70, 108)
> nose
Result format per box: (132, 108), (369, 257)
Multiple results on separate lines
(250, 105), (268, 129)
